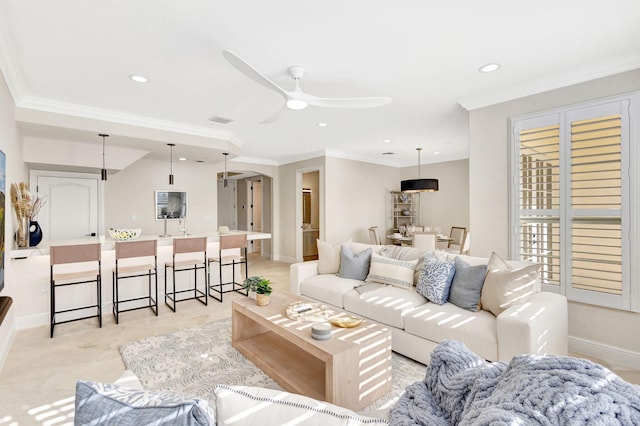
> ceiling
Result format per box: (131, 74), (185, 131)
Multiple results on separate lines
(1, 1), (639, 168)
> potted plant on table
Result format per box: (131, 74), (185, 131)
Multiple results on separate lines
(243, 276), (273, 306)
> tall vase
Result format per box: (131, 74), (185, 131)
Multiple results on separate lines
(29, 220), (43, 247)
(16, 216), (28, 248)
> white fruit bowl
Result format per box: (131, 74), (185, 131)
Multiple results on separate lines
(108, 228), (142, 241)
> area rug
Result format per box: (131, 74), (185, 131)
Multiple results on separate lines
(119, 318), (427, 412)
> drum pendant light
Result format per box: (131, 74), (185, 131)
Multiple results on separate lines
(168, 143), (175, 185)
(401, 147), (438, 192)
(99, 133), (109, 181)
(222, 152), (229, 188)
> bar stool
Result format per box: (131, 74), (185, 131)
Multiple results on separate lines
(112, 240), (158, 324)
(208, 234), (248, 302)
(165, 236), (208, 311)
(50, 243), (102, 338)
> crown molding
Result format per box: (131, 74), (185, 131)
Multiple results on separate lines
(0, 11), (24, 102)
(16, 96), (244, 148)
(458, 52), (640, 111)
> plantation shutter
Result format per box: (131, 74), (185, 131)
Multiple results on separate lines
(566, 103), (628, 308)
(511, 96), (632, 310)
(517, 120), (561, 288)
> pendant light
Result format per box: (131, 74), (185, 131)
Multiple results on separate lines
(99, 133), (109, 181)
(168, 143), (175, 185)
(401, 148), (439, 192)
(222, 152), (229, 188)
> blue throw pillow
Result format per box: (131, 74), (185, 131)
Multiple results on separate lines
(416, 257), (455, 305)
(337, 245), (372, 281)
(448, 257), (488, 312)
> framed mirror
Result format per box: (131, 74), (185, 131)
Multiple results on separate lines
(155, 190), (187, 220)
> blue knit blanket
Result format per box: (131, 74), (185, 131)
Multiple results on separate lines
(391, 340), (640, 425)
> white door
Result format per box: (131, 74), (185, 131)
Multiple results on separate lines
(32, 172), (100, 242)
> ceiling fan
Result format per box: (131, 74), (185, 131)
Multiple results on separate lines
(222, 50), (392, 124)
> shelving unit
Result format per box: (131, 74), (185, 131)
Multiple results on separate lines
(391, 191), (417, 231)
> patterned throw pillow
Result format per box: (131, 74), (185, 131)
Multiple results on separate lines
(366, 252), (419, 290)
(416, 256), (455, 305)
(214, 384), (389, 426)
(74, 380), (215, 425)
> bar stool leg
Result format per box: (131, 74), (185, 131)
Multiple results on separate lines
(50, 276), (55, 338)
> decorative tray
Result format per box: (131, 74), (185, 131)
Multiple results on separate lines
(286, 301), (334, 323)
(329, 315), (364, 328)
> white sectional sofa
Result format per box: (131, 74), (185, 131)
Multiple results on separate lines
(290, 242), (568, 364)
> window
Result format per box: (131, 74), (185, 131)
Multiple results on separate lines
(510, 94), (637, 311)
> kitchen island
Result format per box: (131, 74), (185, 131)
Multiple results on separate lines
(5, 231), (272, 332)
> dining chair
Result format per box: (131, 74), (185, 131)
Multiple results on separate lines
(368, 226), (381, 245)
(112, 239), (158, 324)
(208, 234), (249, 302)
(165, 236), (208, 312)
(412, 232), (436, 251)
(49, 242), (102, 338)
(446, 226), (468, 254)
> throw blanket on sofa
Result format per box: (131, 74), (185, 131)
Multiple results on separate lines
(391, 340), (640, 425)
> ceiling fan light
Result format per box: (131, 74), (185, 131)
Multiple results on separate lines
(286, 99), (308, 110)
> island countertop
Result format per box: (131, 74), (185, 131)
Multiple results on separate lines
(8, 230), (272, 259)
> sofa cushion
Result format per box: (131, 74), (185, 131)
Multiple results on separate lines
(416, 257), (455, 305)
(300, 274), (363, 308)
(74, 380), (215, 426)
(404, 303), (498, 361)
(338, 245), (372, 281)
(366, 253), (418, 290)
(317, 239), (350, 274)
(214, 384), (389, 425)
(448, 256), (488, 312)
(343, 285), (428, 329)
(481, 252), (540, 316)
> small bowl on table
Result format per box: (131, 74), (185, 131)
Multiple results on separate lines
(108, 228), (142, 241)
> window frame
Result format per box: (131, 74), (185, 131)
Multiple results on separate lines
(509, 92), (639, 312)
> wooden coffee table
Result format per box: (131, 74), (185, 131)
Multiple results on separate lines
(232, 292), (392, 410)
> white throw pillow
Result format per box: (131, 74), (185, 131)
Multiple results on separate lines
(214, 385), (389, 425)
(481, 252), (540, 316)
(366, 253), (418, 290)
(317, 239), (351, 274)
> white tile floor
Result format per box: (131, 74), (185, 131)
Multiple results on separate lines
(0, 255), (638, 425)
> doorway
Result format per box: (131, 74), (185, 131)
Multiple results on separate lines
(296, 167), (323, 262)
(216, 172), (272, 258)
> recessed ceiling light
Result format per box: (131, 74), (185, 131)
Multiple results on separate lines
(433, 151), (440, 155)
(479, 63), (500, 73)
(129, 74), (149, 83)
(317, 122), (328, 127)
(383, 139), (392, 143)
(178, 157), (186, 161)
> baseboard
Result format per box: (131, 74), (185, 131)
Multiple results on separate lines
(16, 301), (116, 330)
(569, 336), (640, 370)
(273, 255), (297, 263)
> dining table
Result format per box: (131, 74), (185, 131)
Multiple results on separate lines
(386, 233), (453, 246)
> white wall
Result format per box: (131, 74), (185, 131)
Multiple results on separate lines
(400, 159), (469, 238)
(0, 69), (27, 367)
(325, 157), (398, 244)
(106, 158), (218, 236)
(469, 68), (640, 359)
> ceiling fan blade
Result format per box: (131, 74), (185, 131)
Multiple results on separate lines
(306, 96), (392, 108)
(259, 105), (288, 124)
(222, 50), (287, 99)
